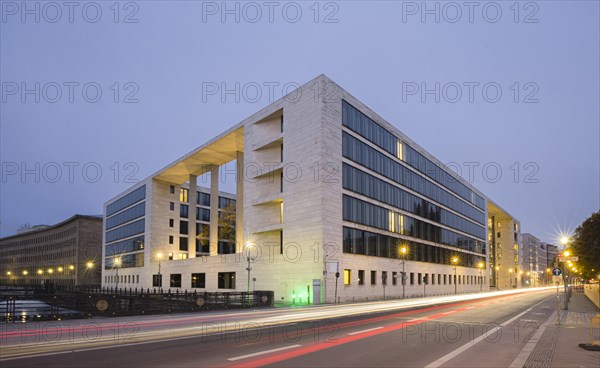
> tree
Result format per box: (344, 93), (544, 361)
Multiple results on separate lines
(571, 211), (600, 279)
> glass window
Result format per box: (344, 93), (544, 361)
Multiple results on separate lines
(152, 274), (162, 287)
(370, 271), (377, 285)
(170, 274), (181, 288)
(179, 237), (188, 251)
(169, 185), (175, 194)
(392, 272), (397, 285)
(197, 208), (210, 222)
(358, 270), (365, 285)
(180, 221), (188, 235)
(180, 188), (188, 202)
(180, 204), (189, 218)
(191, 273), (206, 288)
(106, 185), (146, 217)
(197, 192), (211, 206)
(218, 272), (236, 289)
(344, 269), (351, 285)
(382, 271), (388, 285)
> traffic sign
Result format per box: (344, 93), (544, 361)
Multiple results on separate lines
(552, 276), (562, 283)
(552, 267), (562, 276)
(558, 256), (579, 262)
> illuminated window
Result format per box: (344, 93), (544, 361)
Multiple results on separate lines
(388, 211), (395, 233)
(396, 140), (404, 160)
(358, 270), (365, 285)
(180, 188), (188, 202)
(280, 202), (284, 223)
(344, 269), (351, 285)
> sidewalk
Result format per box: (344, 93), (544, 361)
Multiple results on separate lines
(523, 293), (600, 368)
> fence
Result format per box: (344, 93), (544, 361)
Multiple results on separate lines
(0, 285), (274, 322)
(584, 284), (600, 309)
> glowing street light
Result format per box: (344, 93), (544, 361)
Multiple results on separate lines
(57, 267), (63, 272)
(114, 258), (122, 289)
(452, 257), (459, 294)
(22, 270), (28, 276)
(86, 261), (94, 269)
(400, 245), (408, 299)
(156, 252), (164, 287)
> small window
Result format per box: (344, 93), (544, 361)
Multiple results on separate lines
(410, 272), (414, 285)
(191, 273), (206, 288)
(170, 202), (174, 211)
(418, 273), (422, 285)
(168, 253), (173, 260)
(169, 185), (175, 194)
(382, 271), (388, 286)
(358, 270), (365, 285)
(170, 274), (182, 288)
(344, 269), (351, 285)
(497, 232), (501, 238)
(169, 219), (174, 227)
(169, 235), (174, 244)
(392, 272), (397, 285)
(371, 271), (377, 285)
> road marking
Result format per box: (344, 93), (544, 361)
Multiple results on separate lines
(348, 327), (383, 336)
(424, 296), (553, 368)
(464, 306), (475, 310)
(520, 319), (539, 322)
(441, 311), (456, 315)
(227, 345), (302, 361)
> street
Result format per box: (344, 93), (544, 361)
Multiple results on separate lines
(0, 288), (561, 367)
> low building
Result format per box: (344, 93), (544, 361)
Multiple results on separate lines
(0, 215), (103, 287)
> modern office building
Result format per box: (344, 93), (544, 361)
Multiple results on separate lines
(0, 215), (103, 287)
(521, 233), (545, 286)
(102, 74), (522, 303)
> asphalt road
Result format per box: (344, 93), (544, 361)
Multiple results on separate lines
(0, 288), (557, 367)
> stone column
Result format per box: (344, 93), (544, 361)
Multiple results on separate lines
(210, 166), (219, 256)
(188, 174), (197, 258)
(236, 151), (244, 252)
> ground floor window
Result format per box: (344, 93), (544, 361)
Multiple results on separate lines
(191, 273), (206, 288)
(218, 272), (235, 289)
(344, 269), (351, 285)
(153, 274), (162, 287)
(170, 273), (181, 288)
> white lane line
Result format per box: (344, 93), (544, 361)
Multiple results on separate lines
(227, 345), (302, 361)
(347, 327), (383, 336)
(424, 296), (553, 368)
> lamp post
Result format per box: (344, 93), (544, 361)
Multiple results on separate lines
(478, 262), (484, 291)
(114, 258), (122, 290)
(452, 257), (459, 294)
(156, 252), (163, 287)
(400, 246), (407, 299)
(495, 266), (500, 290)
(245, 244), (255, 306)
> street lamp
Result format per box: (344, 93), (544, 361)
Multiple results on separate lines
(452, 257), (459, 294)
(114, 258), (122, 289)
(400, 245), (408, 299)
(478, 262), (484, 291)
(156, 252), (163, 287)
(245, 244), (256, 306)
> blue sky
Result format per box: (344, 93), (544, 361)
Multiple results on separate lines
(1, 1), (599, 243)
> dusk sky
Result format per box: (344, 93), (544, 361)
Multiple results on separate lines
(1, 1), (598, 244)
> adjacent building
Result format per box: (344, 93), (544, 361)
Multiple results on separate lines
(0, 215), (103, 287)
(102, 74), (522, 303)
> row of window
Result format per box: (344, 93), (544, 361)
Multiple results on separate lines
(0, 227), (77, 250)
(343, 132), (486, 225)
(104, 253), (144, 269)
(105, 219), (145, 244)
(170, 186), (236, 209)
(105, 236), (145, 256)
(343, 227), (485, 267)
(342, 268), (486, 286)
(147, 272), (236, 289)
(106, 185), (146, 217)
(343, 196), (485, 254)
(106, 202), (145, 230)
(342, 100), (485, 209)
(343, 163), (485, 239)
(105, 274), (140, 284)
